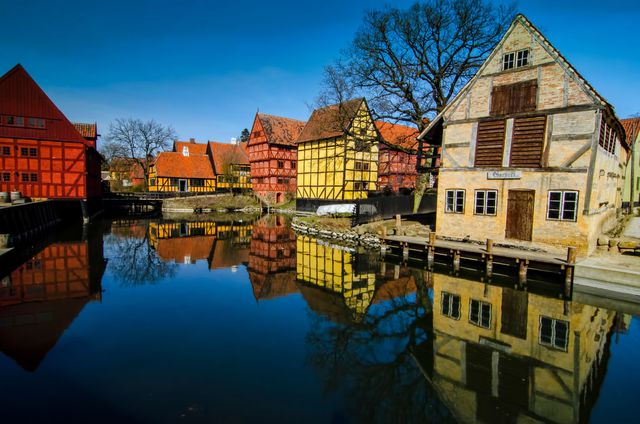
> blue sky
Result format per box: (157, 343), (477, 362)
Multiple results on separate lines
(1, 0), (638, 145)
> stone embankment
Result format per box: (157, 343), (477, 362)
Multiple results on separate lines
(291, 218), (380, 249)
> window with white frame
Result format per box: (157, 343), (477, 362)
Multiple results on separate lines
(547, 191), (578, 221)
(474, 190), (497, 215)
(441, 292), (461, 319)
(539, 316), (569, 351)
(445, 189), (465, 213)
(469, 299), (491, 328)
(503, 49), (530, 70)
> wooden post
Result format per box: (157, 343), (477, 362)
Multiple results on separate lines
(486, 239), (493, 277)
(427, 232), (436, 267)
(402, 242), (409, 261)
(395, 214), (401, 229)
(519, 259), (528, 286)
(453, 250), (460, 272)
(565, 246), (576, 297)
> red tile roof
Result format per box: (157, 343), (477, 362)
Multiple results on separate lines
(0, 64), (88, 145)
(207, 141), (249, 175)
(154, 151), (215, 179)
(621, 117), (640, 142)
(375, 121), (419, 151)
(297, 98), (365, 143)
(73, 122), (97, 139)
(257, 114), (306, 146)
(156, 236), (215, 263)
(174, 140), (208, 156)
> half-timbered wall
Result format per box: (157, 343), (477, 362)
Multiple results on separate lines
(430, 15), (627, 253)
(377, 145), (417, 191)
(0, 138), (90, 199)
(296, 103), (378, 200)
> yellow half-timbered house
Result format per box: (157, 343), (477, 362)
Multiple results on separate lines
(148, 140), (216, 192)
(207, 141), (252, 191)
(296, 98), (379, 208)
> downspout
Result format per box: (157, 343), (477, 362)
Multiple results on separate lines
(583, 110), (602, 215)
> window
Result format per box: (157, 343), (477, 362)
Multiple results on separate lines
(291, 160), (296, 169)
(539, 316), (569, 351)
(503, 49), (529, 70)
(475, 190), (497, 215)
(2, 172), (10, 182)
(29, 148), (37, 157)
(21, 173), (29, 182)
(354, 181), (369, 191)
(182, 146), (189, 157)
(445, 189), (465, 213)
(150, 178), (156, 186)
(30, 173), (38, 182)
(277, 177), (290, 184)
(1, 146), (10, 155)
(28, 117), (45, 128)
(20, 147), (29, 156)
(469, 299), (492, 328)
(516, 49), (529, 67)
(277, 161), (284, 168)
(6, 116), (24, 126)
(354, 161), (370, 171)
(547, 191), (578, 221)
(441, 292), (461, 319)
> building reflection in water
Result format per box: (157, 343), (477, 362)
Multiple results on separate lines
(247, 215), (298, 301)
(0, 225), (107, 372)
(299, 236), (623, 424)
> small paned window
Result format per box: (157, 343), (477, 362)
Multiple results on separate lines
(441, 292), (461, 319)
(291, 161), (296, 169)
(29, 148), (37, 157)
(7, 116), (25, 126)
(539, 316), (569, 351)
(354, 181), (369, 191)
(28, 117), (45, 128)
(469, 299), (491, 328)
(2, 172), (10, 182)
(1, 146), (10, 155)
(503, 49), (529, 70)
(30, 173), (38, 182)
(445, 189), (465, 213)
(547, 191), (578, 221)
(150, 178), (156, 186)
(475, 190), (497, 215)
(20, 147), (29, 156)
(277, 161), (284, 168)
(21, 173), (29, 182)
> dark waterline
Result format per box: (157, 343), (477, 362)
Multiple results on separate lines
(0, 215), (638, 423)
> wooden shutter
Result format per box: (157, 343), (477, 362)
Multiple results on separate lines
(475, 120), (505, 167)
(509, 115), (546, 167)
(490, 80), (537, 116)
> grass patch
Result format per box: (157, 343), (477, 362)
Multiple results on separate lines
(163, 194), (259, 210)
(297, 215), (352, 230)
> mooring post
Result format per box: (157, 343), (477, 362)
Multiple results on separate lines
(565, 246), (577, 297)
(453, 249), (460, 272)
(427, 232), (436, 267)
(0, 233), (10, 249)
(402, 241), (409, 261)
(395, 214), (401, 229)
(519, 259), (528, 286)
(486, 239), (493, 277)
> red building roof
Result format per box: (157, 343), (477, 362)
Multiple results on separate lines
(207, 141), (249, 175)
(375, 121), (419, 151)
(73, 122), (98, 139)
(0, 64), (88, 145)
(256, 113), (306, 147)
(621, 117), (640, 142)
(154, 151), (215, 179)
(297, 98), (365, 143)
(174, 140), (208, 156)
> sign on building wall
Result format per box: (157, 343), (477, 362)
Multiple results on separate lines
(487, 170), (522, 180)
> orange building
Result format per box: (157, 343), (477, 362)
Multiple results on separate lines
(0, 64), (102, 200)
(375, 121), (420, 192)
(247, 113), (305, 203)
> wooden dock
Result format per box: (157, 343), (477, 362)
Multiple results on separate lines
(381, 234), (576, 296)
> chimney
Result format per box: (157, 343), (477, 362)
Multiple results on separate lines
(189, 138), (195, 143)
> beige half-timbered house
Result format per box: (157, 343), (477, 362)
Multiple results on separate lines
(419, 14), (628, 254)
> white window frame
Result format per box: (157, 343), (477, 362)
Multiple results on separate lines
(469, 299), (492, 329)
(474, 190), (497, 216)
(539, 316), (569, 351)
(441, 292), (461, 320)
(547, 190), (579, 221)
(503, 49), (530, 70)
(445, 189), (465, 214)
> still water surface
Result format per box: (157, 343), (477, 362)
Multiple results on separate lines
(0, 215), (638, 423)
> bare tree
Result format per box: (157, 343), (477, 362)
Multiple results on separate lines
(103, 118), (176, 189)
(318, 0), (515, 132)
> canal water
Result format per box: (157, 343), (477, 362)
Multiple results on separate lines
(0, 215), (638, 423)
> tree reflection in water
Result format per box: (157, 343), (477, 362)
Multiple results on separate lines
(305, 266), (455, 423)
(105, 220), (177, 286)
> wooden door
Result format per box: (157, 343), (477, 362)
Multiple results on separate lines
(505, 190), (534, 241)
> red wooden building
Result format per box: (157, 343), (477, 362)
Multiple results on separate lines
(247, 113), (306, 204)
(247, 215), (298, 301)
(375, 121), (420, 192)
(0, 64), (102, 200)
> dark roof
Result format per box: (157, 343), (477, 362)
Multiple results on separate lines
(257, 114), (306, 147)
(0, 64), (88, 144)
(297, 98), (365, 143)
